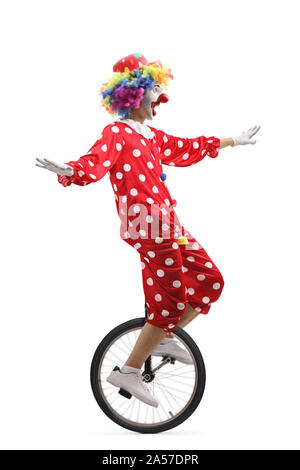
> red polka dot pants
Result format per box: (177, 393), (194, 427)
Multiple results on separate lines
(127, 228), (224, 333)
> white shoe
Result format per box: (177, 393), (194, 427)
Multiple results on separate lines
(106, 367), (159, 408)
(151, 338), (193, 364)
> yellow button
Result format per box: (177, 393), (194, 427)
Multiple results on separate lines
(177, 236), (188, 245)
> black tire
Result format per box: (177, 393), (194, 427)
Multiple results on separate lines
(90, 317), (206, 433)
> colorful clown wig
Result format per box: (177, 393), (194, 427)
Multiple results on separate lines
(100, 54), (173, 118)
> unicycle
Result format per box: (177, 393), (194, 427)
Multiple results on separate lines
(90, 303), (206, 433)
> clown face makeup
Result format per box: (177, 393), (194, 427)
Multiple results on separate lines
(141, 83), (169, 120)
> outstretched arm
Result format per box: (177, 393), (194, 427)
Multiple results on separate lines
(149, 125), (260, 167)
(220, 125), (260, 149)
(149, 126), (220, 167)
(35, 123), (124, 187)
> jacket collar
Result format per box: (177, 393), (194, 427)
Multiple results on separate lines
(114, 118), (153, 140)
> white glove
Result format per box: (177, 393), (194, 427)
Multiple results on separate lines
(35, 158), (74, 176)
(232, 125), (261, 146)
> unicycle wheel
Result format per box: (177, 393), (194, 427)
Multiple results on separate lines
(90, 317), (206, 433)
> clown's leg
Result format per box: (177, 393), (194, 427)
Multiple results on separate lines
(176, 302), (201, 329)
(124, 322), (166, 369)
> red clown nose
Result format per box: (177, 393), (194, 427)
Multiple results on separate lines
(158, 93), (169, 103)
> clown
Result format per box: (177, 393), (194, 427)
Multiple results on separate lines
(36, 53), (260, 407)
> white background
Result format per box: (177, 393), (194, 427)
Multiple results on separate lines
(1, 0), (299, 450)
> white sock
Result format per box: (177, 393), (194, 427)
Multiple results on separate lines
(121, 365), (140, 374)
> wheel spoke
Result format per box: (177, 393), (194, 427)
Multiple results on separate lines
(128, 398), (137, 421)
(155, 377), (183, 409)
(156, 378), (187, 404)
(156, 375), (195, 388)
(159, 383), (193, 396)
(155, 379), (177, 416)
(118, 336), (132, 354)
(111, 342), (130, 358)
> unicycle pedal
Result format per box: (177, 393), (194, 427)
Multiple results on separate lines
(118, 388), (132, 399)
(111, 366), (132, 399)
(161, 355), (176, 364)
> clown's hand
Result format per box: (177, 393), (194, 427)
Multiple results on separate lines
(35, 158), (74, 176)
(232, 125), (261, 146)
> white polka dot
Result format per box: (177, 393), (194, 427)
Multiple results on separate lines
(144, 256), (149, 262)
(101, 144), (107, 152)
(152, 186), (159, 193)
(146, 198), (154, 204)
(155, 237), (163, 244)
(116, 172), (123, 179)
(187, 288), (195, 295)
(133, 205), (141, 213)
(173, 280), (181, 288)
(116, 143), (122, 151)
(164, 199), (170, 206)
(133, 149), (141, 157)
(193, 141), (199, 149)
(197, 274), (206, 281)
(177, 141), (183, 148)
(164, 148), (171, 156)
(147, 277), (153, 286)
(78, 170), (84, 177)
(162, 224), (169, 231)
(163, 135), (168, 143)
(120, 208), (125, 215)
(205, 262), (213, 268)
(177, 303), (185, 310)
(168, 323), (175, 329)
(165, 257), (174, 266)
(201, 149), (206, 156)
(182, 153), (189, 160)
(146, 215), (153, 223)
(148, 313), (154, 320)
(130, 188), (138, 196)
(140, 139), (146, 146)
(161, 208), (168, 216)
(88, 160), (94, 167)
(123, 231), (130, 238)
(162, 309), (169, 317)
(195, 307), (202, 313)
(155, 294), (162, 301)
(202, 296), (210, 304)
(172, 242), (178, 249)
(111, 125), (119, 133)
(213, 282), (221, 290)
(90, 174), (96, 180)
(157, 269), (165, 277)
(122, 195), (127, 203)
(187, 256), (195, 262)
(125, 127), (133, 133)
(78, 163), (83, 168)
(123, 163), (131, 171)
(141, 261), (145, 270)
(182, 266), (188, 273)
(134, 243), (141, 250)
(147, 251), (155, 258)
(169, 162), (175, 166)
(139, 229), (146, 236)
(192, 242), (200, 250)
(103, 160), (111, 167)
(139, 174), (146, 182)
(147, 162), (154, 169)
